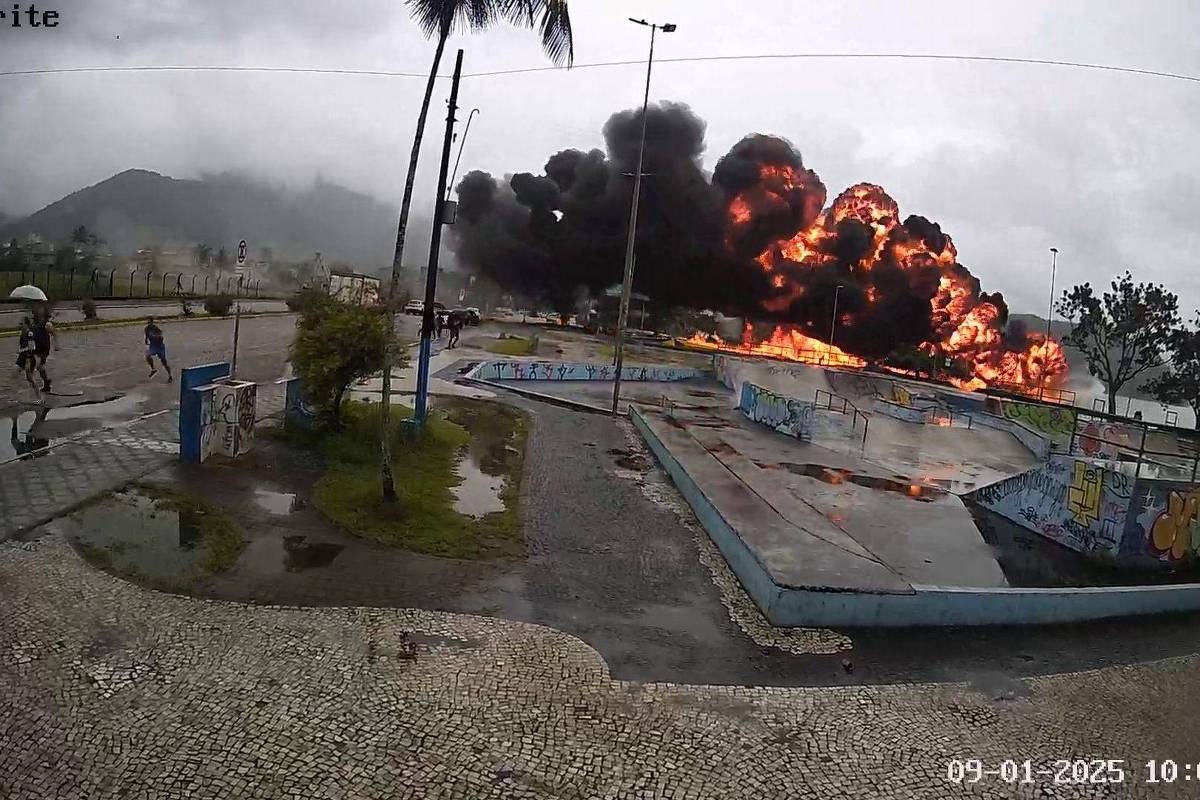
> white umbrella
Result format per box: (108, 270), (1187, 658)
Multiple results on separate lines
(9, 285), (48, 302)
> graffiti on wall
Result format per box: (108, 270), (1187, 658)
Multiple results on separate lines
(1001, 400), (1077, 445)
(1124, 481), (1200, 563)
(971, 456), (1133, 558)
(892, 384), (913, 407)
(739, 382), (815, 441)
(481, 360), (702, 382)
(1072, 419), (1141, 459)
(199, 381), (256, 461)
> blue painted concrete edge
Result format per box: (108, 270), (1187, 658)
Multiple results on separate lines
(629, 405), (1200, 627)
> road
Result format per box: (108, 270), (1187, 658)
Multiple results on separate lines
(0, 299), (288, 327)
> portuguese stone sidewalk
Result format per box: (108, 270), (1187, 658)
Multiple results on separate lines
(2, 533), (1200, 799)
(0, 385), (284, 541)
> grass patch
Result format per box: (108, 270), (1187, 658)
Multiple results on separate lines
(597, 343), (616, 359)
(290, 398), (528, 559)
(133, 483), (247, 574)
(485, 335), (538, 356)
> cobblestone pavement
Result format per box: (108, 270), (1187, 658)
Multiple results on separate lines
(2, 534), (1199, 799)
(0, 385), (284, 540)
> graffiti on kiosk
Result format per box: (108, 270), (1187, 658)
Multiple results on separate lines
(739, 382), (815, 441)
(483, 360), (701, 382)
(971, 456), (1130, 557)
(1001, 400), (1077, 443)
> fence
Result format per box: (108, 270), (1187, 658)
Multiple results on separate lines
(1068, 408), (1200, 482)
(0, 268), (264, 301)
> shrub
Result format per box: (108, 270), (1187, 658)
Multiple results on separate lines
(285, 287), (327, 313)
(290, 294), (398, 418)
(204, 294), (234, 316)
(81, 299), (98, 320)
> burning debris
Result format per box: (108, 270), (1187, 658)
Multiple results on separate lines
(450, 102), (1068, 392)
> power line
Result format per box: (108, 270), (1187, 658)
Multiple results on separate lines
(0, 52), (1197, 84)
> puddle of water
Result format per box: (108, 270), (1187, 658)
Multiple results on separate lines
(782, 463), (947, 502)
(66, 491), (212, 587)
(452, 452), (505, 517)
(234, 535), (344, 576)
(282, 535), (343, 571)
(0, 394), (145, 464)
(253, 488), (296, 515)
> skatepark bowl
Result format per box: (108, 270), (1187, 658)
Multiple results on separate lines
(466, 353), (1200, 627)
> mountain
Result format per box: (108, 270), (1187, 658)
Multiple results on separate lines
(0, 169), (413, 269)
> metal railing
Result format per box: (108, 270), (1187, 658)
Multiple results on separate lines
(926, 408), (974, 429)
(814, 389), (870, 445)
(1, 268), (269, 301)
(1068, 408), (1200, 482)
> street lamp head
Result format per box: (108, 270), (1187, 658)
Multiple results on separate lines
(661, 23), (678, 32)
(1050, 247), (1058, 253)
(628, 17), (649, 26)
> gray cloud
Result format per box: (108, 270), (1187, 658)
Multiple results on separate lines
(0, 0), (1197, 311)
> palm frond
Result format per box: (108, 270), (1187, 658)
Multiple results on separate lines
(500, 0), (574, 66)
(404, 0), (501, 39)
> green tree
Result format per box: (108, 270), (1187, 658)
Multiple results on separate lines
(1056, 271), (1180, 414)
(291, 294), (398, 420)
(214, 245), (229, 273)
(53, 245), (79, 272)
(379, 0), (575, 502)
(194, 242), (213, 270)
(1, 238), (27, 272)
(1142, 314), (1200, 429)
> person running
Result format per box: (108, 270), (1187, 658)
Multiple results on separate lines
(29, 307), (58, 394)
(446, 311), (462, 349)
(15, 318), (40, 398)
(144, 317), (173, 382)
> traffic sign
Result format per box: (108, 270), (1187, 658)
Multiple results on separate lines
(236, 240), (247, 267)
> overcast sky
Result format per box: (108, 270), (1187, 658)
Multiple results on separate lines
(1, 0), (1197, 315)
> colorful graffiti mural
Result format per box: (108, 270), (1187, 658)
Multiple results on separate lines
(739, 382), (816, 442)
(1001, 400), (1076, 446)
(892, 384), (913, 407)
(1124, 480), (1200, 563)
(971, 456), (1133, 559)
(478, 360), (702, 382)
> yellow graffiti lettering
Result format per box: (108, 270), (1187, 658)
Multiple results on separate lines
(1067, 460), (1102, 527)
(893, 384), (912, 407)
(1151, 490), (1200, 561)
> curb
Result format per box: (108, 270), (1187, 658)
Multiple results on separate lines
(629, 405), (1200, 627)
(460, 376), (619, 416)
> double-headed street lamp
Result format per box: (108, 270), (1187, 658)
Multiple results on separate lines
(611, 17), (677, 415)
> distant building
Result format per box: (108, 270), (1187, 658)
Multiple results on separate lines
(22, 234), (55, 270)
(328, 270), (381, 306)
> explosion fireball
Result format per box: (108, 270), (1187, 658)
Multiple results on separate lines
(450, 102), (1068, 393)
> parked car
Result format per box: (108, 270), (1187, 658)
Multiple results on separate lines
(403, 300), (447, 316)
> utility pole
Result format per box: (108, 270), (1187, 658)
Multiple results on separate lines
(611, 18), (677, 415)
(828, 284), (843, 351)
(447, 108), (480, 200)
(414, 49), (465, 424)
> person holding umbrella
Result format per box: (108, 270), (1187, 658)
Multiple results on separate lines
(8, 286), (58, 395)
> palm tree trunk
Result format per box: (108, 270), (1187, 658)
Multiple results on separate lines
(379, 26), (450, 503)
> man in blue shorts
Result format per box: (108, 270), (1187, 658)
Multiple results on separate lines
(144, 317), (173, 382)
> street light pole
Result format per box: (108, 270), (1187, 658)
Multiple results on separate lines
(611, 17), (676, 415)
(1040, 247), (1058, 400)
(828, 284), (844, 351)
(447, 108), (480, 201)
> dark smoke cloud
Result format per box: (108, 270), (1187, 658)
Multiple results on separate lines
(449, 101), (1010, 363)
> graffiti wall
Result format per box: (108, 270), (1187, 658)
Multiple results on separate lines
(1001, 399), (1077, 448)
(739, 382), (816, 441)
(971, 456), (1134, 560)
(1071, 418), (1143, 459)
(1123, 479), (1200, 564)
(284, 377), (324, 430)
(477, 360), (703, 382)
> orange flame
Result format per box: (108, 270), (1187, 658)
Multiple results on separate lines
(685, 323), (866, 368)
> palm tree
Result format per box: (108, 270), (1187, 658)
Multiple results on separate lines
(194, 243), (213, 271)
(377, 0), (575, 502)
